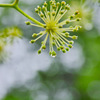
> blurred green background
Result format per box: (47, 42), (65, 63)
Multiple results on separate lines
(0, 0), (100, 100)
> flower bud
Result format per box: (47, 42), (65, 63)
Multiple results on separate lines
(30, 40), (35, 44)
(62, 49), (66, 53)
(35, 8), (39, 13)
(57, 47), (61, 51)
(49, 51), (52, 55)
(61, 1), (66, 6)
(42, 45), (46, 50)
(38, 50), (41, 54)
(62, 30), (66, 33)
(76, 18), (81, 21)
(66, 20), (70, 24)
(37, 6), (41, 11)
(69, 40), (74, 44)
(65, 32), (69, 37)
(40, 13), (44, 18)
(52, 12), (56, 16)
(74, 11), (79, 15)
(32, 33), (37, 38)
(44, 1), (47, 7)
(66, 47), (69, 51)
(51, 51), (56, 57)
(65, 4), (70, 10)
(52, 42), (55, 46)
(25, 21), (31, 25)
(59, 26), (63, 28)
(57, 2), (60, 6)
(72, 35), (78, 39)
(68, 44), (73, 48)
(69, 15), (74, 19)
(60, 10), (64, 15)
(60, 46), (64, 49)
(52, 5), (56, 9)
(42, 6), (46, 11)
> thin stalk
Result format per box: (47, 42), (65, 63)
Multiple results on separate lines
(0, 0), (44, 27)
(14, 6), (44, 26)
(0, 4), (13, 7)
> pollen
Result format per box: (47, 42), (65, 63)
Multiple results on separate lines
(26, 0), (82, 57)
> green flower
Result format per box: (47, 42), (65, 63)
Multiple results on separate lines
(26, 0), (81, 57)
(66, 1), (92, 30)
(0, 27), (22, 62)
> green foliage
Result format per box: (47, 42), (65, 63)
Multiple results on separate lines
(0, 0), (100, 100)
(0, 27), (22, 62)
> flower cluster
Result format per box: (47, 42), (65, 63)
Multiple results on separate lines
(26, 0), (82, 57)
(0, 27), (22, 62)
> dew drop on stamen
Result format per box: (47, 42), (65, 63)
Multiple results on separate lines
(51, 55), (56, 58)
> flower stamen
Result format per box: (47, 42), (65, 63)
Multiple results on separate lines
(28, 0), (82, 57)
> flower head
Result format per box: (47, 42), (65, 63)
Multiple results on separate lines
(66, 1), (92, 30)
(26, 0), (82, 57)
(0, 27), (22, 62)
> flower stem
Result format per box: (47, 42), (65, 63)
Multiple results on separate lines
(0, 4), (13, 7)
(14, 6), (44, 26)
(13, 0), (19, 6)
(0, 0), (44, 26)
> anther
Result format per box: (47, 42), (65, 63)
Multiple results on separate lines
(72, 35), (78, 39)
(66, 47), (69, 51)
(44, 1), (47, 7)
(69, 40), (74, 44)
(35, 8), (39, 13)
(30, 40), (35, 44)
(60, 46), (64, 49)
(57, 2), (60, 6)
(52, 42), (56, 46)
(76, 18), (81, 21)
(65, 4), (70, 10)
(68, 44), (73, 48)
(52, 37), (55, 40)
(52, 5), (56, 9)
(65, 32), (69, 37)
(42, 45), (46, 50)
(57, 47), (61, 51)
(62, 30), (66, 33)
(37, 6), (41, 11)
(74, 11), (79, 15)
(66, 20), (70, 24)
(40, 13), (44, 18)
(59, 26), (63, 28)
(32, 33), (37, 38)
(69, 15), (74, 19)
(44, 25), (46, 28)
(61, 1), (66, 6)
(52, 11), (56, 16)
(25, 21), (31, 25)
(60, 10), (64, 15)
(49, 51), (52, 55)
(42, 6), (46, 11)
(62, 49), (66, 53)
(51, 51), (56, 57)
(38, 49), (41, 54)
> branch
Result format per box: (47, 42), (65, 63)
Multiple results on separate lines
(0, 0), (19, 7)
(0, 4), (13, 7)
(13, 0), (19, 6)
(0, 0), (44, 27)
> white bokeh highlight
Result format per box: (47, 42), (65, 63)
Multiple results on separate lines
(60, 43), (85, 69)
(0, 39), (52, 99)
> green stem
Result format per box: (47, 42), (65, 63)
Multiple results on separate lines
(14, 6), (44, 26)
(13, 0), (19, 6)
(0, 4), (13, 7)
(0, 0), (44, 27)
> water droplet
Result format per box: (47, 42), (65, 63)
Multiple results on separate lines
(51, 54), (56, 58)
